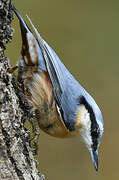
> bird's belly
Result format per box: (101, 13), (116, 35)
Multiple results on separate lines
(36, 107), (70, 138)
(36, 106), (79, 138)
(23, 68), (78, 138)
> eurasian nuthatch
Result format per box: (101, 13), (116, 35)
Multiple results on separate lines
(13, 8), (104, 171)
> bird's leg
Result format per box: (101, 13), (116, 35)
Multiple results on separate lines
(8, 60), (19, 73)
(8, 65), (18, 73)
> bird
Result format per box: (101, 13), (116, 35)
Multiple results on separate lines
(13, 7), (104, 171)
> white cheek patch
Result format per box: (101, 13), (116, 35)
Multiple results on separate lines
(79, 105), (93, 149)
(26, 32), (38, 64)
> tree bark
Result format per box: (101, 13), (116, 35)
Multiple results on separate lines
(0, 0), (45, 179)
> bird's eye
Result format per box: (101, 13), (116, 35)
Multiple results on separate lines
(91, 127), (100, 138)
(91, 130), (98, 138)
(91, 130), (99, 151)
(91, 127), (100, 151)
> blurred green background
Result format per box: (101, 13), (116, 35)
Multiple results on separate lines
(7, 0), (119, 179)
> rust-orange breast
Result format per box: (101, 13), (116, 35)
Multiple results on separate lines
(22, 66), (78, 138)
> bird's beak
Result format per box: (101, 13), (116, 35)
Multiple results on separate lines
(90, 148), (98, 171)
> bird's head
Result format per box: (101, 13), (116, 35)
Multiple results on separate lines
(77, 96), (104, 171)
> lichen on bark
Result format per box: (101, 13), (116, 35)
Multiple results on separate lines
(0, 0), (45, 179)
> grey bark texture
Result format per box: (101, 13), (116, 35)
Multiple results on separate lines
(0, 0), (45, 179)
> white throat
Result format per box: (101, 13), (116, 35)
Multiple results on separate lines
(79, 105), (92, 149)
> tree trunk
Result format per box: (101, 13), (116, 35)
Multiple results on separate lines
(0, 0), (45, 179)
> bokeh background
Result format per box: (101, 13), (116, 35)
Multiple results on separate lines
(7, 0), (119, 179)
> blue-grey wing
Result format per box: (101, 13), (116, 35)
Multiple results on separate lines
(27, 17), (78, 130)
(27, 17), (65, 102)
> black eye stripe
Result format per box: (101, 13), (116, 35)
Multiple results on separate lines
(79, 96), (99, 150)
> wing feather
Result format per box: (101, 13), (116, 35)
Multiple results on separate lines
(27, 16), (65, 107)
